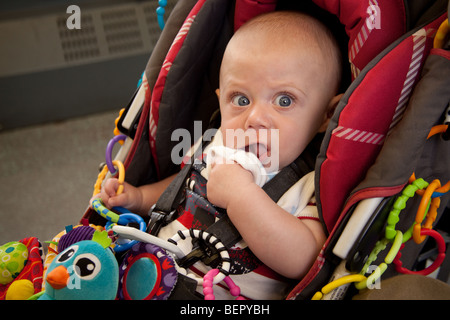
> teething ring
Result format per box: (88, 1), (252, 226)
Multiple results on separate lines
(394, 229), (446, 276)
(413, 179), (441, 244)
(93, 160), (125, 197)
(168, 229), (231, 284)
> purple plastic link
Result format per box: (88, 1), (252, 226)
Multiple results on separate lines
(106, 134), (127, 174)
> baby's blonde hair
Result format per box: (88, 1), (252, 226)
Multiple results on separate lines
(232, 11), (342, 94)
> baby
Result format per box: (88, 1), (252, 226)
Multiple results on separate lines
(95, 11), (342, 299)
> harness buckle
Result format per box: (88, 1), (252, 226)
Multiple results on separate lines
(177, 242), (221, 269)
(147, 204), (176, 235)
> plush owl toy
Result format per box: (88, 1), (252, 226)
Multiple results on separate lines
(38, 230), (118, 300)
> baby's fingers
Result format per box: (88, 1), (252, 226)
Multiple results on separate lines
(107, 192), (130, 208)
(103, 178), (122, 196)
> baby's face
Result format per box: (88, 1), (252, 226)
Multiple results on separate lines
(218, 33), (335, 171)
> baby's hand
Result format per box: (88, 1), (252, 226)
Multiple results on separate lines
(206, 160), (254, 209)
(90, 178), (143, 213)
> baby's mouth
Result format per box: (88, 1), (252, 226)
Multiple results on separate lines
(242, 143), (269, 163)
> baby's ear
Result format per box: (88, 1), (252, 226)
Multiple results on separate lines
(215, 89), (220, 99)
(318, 93), (343, 133)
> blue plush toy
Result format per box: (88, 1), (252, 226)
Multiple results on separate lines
(38, 230), (118, 300)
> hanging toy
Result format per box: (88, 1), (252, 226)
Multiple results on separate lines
(0, 238), (44, 300)
(156, 0), (167, 30)
(0, 241), (28, 285)
(202, 268), (244, 300)
(34, 230), (119, 300)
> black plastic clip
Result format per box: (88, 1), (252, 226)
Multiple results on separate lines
(147, 205), (176, 236)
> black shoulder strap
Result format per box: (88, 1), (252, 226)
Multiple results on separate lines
(147, 138), (206, 235)
(262, 132), (319, 202)
(262, 154), (313, 203)
(147, 111), (221, 235)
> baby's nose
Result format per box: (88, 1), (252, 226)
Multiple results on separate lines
(245, 103), (272, 129)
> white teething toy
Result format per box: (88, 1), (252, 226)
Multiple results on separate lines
(206, 146), (269, 187)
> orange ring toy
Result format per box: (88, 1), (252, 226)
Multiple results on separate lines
(413, 179), (441, 244)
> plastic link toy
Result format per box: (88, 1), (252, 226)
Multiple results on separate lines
(91, 199), (146, 253)
(385, 177), (428, 242)
(202, 268), (244, 300)
(394, 228), (446, 276)
(413, 179), (441, 244)
(156, 0), (167, 30)
(92, 198), (121, 223)
(106, 134), (127, 174)
(355, 230), (403, 290)
(312, 124), (449, 300)
(311, 274), (367, 300)
(434, 19), (449, 49)
(93, 160), (124, 197)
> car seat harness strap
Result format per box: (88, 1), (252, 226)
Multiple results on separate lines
(147, 133), (315, 270)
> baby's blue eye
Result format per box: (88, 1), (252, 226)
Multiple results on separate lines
(275, 95), (292, 107)
(232, 95), (250, 106)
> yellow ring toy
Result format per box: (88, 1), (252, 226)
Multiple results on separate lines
(434, 19), (449, 49)
(311, 274), (367, 300)
(93, 160), (125, 197)
(114, 108), (126, 143)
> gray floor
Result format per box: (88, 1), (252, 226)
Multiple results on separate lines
(0, 110), (119, 246)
